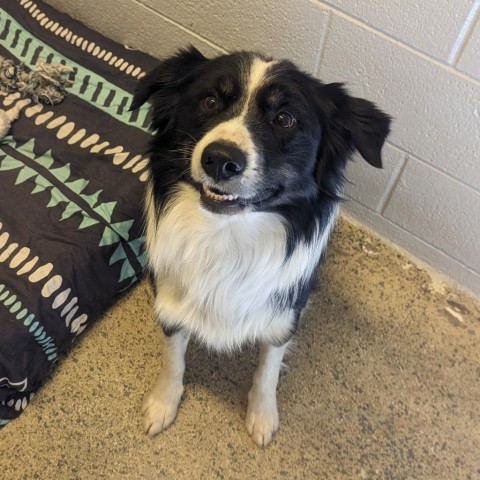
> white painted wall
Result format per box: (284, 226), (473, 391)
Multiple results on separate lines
(46, 0), (480, 296)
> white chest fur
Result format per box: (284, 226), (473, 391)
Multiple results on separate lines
(145, 182), (336, 350)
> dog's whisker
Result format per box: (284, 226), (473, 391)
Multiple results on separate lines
(174, 129), (199, 144)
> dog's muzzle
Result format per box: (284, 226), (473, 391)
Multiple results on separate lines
(196, 140), (279, 215)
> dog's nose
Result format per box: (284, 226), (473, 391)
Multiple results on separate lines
(201, 142), (246, 181)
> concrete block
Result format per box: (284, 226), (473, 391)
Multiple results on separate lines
(383, 157), (480, 273)
(45, 0), (222, 59)
(344, 143), (406, 212)
(457, 22), (480, 80)
(320, 0), (473, 61)
(318, 14), (480, 190)
(138, 0), (330, 72)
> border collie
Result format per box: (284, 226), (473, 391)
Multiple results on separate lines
(131, 46), (390, 447)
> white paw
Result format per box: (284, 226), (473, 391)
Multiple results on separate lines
(246, 390), (279, 447)
(143, 383), (183, 436)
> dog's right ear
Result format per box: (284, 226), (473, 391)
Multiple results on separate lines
(130, 46), (207, 133)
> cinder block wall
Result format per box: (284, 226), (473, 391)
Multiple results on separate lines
(45, 0), (480, 296)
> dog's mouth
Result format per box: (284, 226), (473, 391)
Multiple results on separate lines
(199, 184), (279, 214)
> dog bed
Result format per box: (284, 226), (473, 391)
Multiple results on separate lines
(0, 0), (156, 425)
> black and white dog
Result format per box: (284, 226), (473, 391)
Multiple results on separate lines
(131, 46), (390, 447)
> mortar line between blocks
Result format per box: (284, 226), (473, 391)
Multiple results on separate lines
(384, 141), (480, 195)
(311, 0), (480, 88)
(377, 154), (409, 215)
(448, 0), (480, 66)
(313, 9), (332, 76)
(133, 0), (228, 54)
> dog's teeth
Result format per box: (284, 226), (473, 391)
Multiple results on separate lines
(204, 187), (238, 202)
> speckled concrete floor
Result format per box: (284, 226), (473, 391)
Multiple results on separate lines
(1, 217), (479, 480)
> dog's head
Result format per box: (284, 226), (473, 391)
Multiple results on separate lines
(132, 47), (391, 214)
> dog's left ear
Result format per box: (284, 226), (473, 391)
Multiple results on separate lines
(316, 83), (391, 170)
(347, 96), (391, 168)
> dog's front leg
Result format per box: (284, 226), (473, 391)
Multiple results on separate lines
(246, 341), (290, 447)
(143, 330), (189, 436)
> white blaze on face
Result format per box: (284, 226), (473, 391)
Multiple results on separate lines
(191, 57), (275, 185)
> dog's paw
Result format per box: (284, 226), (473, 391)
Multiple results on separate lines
(245, 391), (279, 447)
(143, 383), (183, 436)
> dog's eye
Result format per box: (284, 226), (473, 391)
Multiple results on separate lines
(202, 95), (219, 112)
(274, 112), (296, 128)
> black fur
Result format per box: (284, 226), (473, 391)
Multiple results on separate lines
(132, 46), (390, 321)
(132, 47), (390, 243)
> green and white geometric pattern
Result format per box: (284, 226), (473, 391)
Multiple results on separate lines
(0, 138), (146, 284)
(0, 283), (58, 362)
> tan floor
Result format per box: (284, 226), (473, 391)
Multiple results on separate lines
(1, 217), (479, 480)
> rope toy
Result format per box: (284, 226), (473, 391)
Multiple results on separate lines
(0, 56), (74, 139)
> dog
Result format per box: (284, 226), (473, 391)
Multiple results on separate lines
(130, 46), (390, 447)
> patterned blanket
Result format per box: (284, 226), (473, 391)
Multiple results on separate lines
(0, 0), (156, 425)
